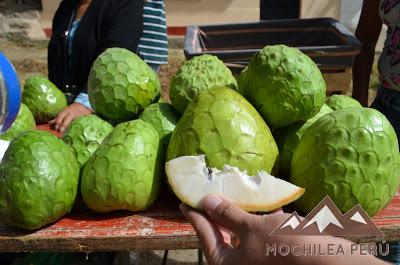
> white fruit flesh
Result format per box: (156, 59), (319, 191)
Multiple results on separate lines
(0, 140), (10, 161)
(165, 155), (305, 212)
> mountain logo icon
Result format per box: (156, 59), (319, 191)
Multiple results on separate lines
(270, 196), (384, 237)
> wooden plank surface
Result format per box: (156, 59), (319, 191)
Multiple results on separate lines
(0, 124), (399, 252)
(0, 193), (200, 252)
(36, 124), (62, 138)
(1, 192), (400, 252)
(0, 124), (199, 252)
(369, 194), (400, 243)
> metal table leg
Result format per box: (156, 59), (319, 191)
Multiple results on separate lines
(198, 249), (203, 265)
(161, 250), (168, 265)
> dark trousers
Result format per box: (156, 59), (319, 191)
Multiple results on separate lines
(371, 87), (400, 148)
(372, 87), (400, 264)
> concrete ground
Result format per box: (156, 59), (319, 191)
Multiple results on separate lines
(0, 36), (186, 102)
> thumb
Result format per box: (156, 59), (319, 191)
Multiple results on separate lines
(201, 195), (255, 236)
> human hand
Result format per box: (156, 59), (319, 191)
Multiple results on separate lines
(180, 195), (388, 265)
(179, 195), (292, 265)
(49, 103), (92, 133)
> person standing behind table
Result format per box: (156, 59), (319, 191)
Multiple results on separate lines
(353, 1), (400, 263)
(137, 0), (168, 73)
(352, 0), (400, 144)
(48, 0), (144, 133)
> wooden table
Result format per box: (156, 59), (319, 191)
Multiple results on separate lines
(0, 193), (199, 252)
(0, 125), (399, 252)
(0, 125), (199, 252)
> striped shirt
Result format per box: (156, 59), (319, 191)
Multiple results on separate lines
(138, 0), (169, 66)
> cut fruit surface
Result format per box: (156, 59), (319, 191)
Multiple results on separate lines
(0, 140), (9, 161)
(165, 155), (305, 212)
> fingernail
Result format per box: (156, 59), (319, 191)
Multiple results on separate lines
(179, 203), (190, 217)
(201, 195), (223, 215)
(179, 203), (186, 212)
(60, 127), (65, 133)
(271, 208), (284, 214)
(55, 125), (59, 130)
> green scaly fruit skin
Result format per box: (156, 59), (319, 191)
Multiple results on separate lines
(63, 114), (114, 168)
(0, 130), (79, 230)
(88, 48), (161, 122)
(275, 104), (333, 180)
(157, 97), (169, 104)
(0, 103), (36, 141)
(81, 120), (162, 212)
(23, 76), (67, 124)
(167, 87), (279, 176)
(239, 45), (326, 127)
(326, 94), (363, 110)
(170, 54), (238, 114)
(291, 108), (400, 216)
(139, 103), (179, 149)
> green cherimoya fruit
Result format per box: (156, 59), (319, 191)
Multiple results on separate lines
(0, 103), (36, 141)
(239, 45), (326, 127)
(291, 108), (400, 216)
(326, 94), (363, 110)
(22, 76), (67, 124)
(88, 48), (161, 123)
(167, 87), (279, 176)
(0, 130), (79, 229)
(81, 119), (161, 212)
(139, 103), (179, 149)
(275, 104), (333, 180)
(63, 115), (113, 168)
(170, 54), (238, 114)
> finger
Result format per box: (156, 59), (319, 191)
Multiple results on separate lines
(200, 195), (254, 237)
(54, 111), (68, 131)
(60, 113), (75, 133)
(218, 225), (232, 245)
(180, 203), (233, 264)
(48, 119), (57, 130)
(271, 208), (283, 214)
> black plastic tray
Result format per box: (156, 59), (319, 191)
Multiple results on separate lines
(184, 18), (362, 72)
